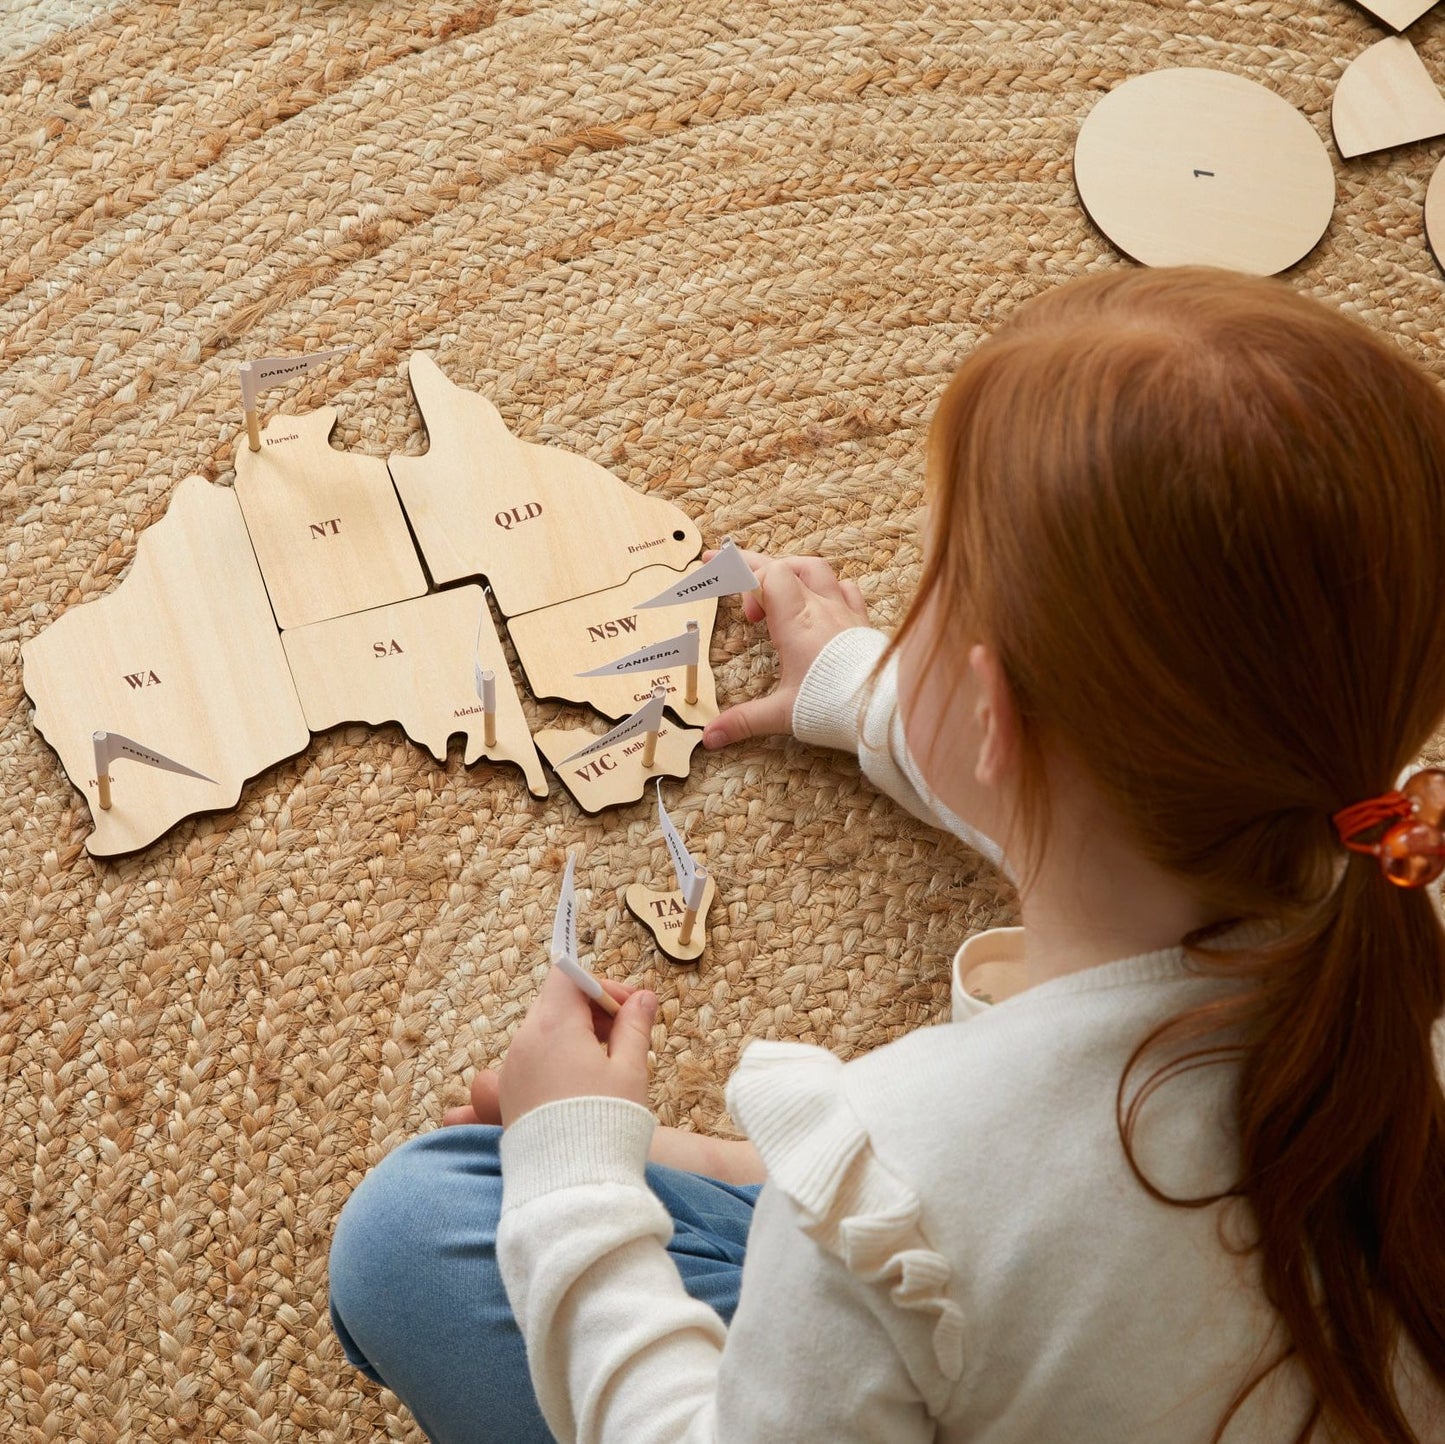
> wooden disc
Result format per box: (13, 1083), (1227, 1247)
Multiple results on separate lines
(1073, 68), (1334, 275)
(1425, 152), (1445, 271)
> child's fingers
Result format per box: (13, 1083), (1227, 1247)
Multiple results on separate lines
(702, 691), (794, 749)
(605, 989), (658, 1074)
(441, 1103), (480, 1126)
(841, 578), (867, 616)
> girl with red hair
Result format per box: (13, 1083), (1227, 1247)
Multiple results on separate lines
(332, 268), (1445, 1443)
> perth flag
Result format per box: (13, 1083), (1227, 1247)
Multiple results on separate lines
(557, 687), (667, 765)
(92, 731), (215, 784)
(575, 624), (700, 679)
(239, 347), (351, 412)
(634, 538), (759, 610)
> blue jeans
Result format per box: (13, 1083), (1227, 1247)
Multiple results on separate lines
(329, 1125), (761, 1443)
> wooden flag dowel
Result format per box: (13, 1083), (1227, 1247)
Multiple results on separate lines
(642, 684), (665, 768)
(481, 668), (498, 748)
(679, 865), (708, 947)
(245, 409), (261, 452)
(684, 620), (700, 705)
(92, 732), (112, 810)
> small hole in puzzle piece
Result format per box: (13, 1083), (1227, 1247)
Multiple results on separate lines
(672, 529), (686, 541)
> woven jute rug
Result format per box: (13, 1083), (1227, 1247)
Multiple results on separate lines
(3, 0), (1442, 1438)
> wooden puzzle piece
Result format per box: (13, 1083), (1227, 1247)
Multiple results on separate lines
(535, 721), (704, 814)
(280, 586), (547, 796)
(388, 354), (702, 616)
(20, 476), (312, 857)
(1332, 36), (1445, 158)
(233, 407), (427, 630)
(1352, 0), (1438, 32)
(623, 875), (717, 964)
(1073, 67), (1334, 275)
(506, 566), (720, 726)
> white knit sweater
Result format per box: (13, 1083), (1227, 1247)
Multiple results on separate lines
(496, 629), (1432, 1443)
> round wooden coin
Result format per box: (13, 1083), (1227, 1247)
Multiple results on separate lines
(1425, 152), (1445, 271)
(1073, 68), (1334, 275)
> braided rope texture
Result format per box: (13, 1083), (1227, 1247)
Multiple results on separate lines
(2, 0), (1442, 1438)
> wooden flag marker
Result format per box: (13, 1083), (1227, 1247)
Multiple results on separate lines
(623, 783), (715, 962)
(1332, 36), (1445, 158)
(1073, 67), (1334, 275)
(280, 586), (547, 795)
(20, 476), (312, 856)
(550, 852), (620, 1016)
(239, 347), (350, 452)
(234, 408), (427, 630)
(506, 566), (719, 726)
(633, 537), (760, 610)
(480, 670), (498, 748)
(91, 730), (215, 812)
(389, 354), (701, 617)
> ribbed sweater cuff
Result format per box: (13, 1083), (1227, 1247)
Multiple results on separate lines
(791, 628), (890, 753)
(500, 1097), (657, 1210)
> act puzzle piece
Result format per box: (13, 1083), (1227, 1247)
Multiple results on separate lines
(388, 353), (702, 616)
(1332, 36), (1445, 158)
(20, 475), (312, 856)
(1073, 67), (1334, 274)
(506, 565), (719, 726)
(623, 874), (717, 965)
(280, 586), (547, 796)
(535, 722), (704, 814)
(233, 407), (427, 630)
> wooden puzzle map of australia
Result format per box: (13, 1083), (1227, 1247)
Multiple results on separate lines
(20, 355), (721, 857)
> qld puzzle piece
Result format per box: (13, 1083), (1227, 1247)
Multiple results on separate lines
(20, 476), (312, 856)
(388, 354), (702, 616)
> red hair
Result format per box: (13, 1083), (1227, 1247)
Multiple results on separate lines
(892, 268), (1445, 1441)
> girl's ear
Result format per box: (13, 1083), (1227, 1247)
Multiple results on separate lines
(968, 643), (1018, 788)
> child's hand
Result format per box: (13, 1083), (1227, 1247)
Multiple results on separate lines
(495, 969), (657, 1126)
(703, 550), (869, 750)
(443, 979), (638, 1127)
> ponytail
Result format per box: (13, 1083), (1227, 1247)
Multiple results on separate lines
(900, 266), (1445, 1439)
(1123, 858), (1445, 1441)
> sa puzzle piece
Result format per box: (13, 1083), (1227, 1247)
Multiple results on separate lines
(280, 586), (547, 796)
(623, 875), (716, 964)
(233, 408), (427, 629)
(388, 354), (702, 617)
(20, 476), (312, 857)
